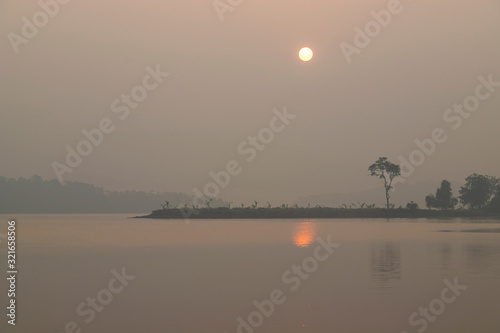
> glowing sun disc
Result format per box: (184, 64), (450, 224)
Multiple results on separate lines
(299, 47), (313, 62)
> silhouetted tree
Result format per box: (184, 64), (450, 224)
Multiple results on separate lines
(406, 201), (419, 210)
(459, 174), (499, 210)
(425, 180), (458, 209)
(368, 157), (401, 209)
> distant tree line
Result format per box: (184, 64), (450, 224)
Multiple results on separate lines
(426, 174), (499, 212)
(369, 157), (500, 213)
(0, 175), (208, 213)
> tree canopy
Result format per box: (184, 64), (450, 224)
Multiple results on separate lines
(459, 174), (499, 210)
(486, 185), (500, 213)
(425, 180), (458, 209)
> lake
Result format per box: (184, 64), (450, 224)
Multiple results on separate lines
(1, 214), (500, 333)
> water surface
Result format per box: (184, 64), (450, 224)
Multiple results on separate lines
(1, 215), (500, 333)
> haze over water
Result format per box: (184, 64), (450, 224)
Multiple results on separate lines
(2, 215), (500, 333)
(2, 0), (499, 204)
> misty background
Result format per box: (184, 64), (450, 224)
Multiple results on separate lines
(1, 0), (499, 208)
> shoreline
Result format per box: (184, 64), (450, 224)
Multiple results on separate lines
(135, 207), (500, 220)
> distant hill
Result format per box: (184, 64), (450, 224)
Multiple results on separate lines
(294, 180), (462, 208)
(0, 175), (227, 214)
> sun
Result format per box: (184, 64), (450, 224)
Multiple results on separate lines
(298, 47), (313, 62)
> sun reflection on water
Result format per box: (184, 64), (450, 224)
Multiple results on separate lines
(293, 221), (317, 248)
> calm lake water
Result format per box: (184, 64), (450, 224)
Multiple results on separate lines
(2, 214), (500, 333)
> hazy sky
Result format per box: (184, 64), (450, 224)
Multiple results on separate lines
(1, 0), (499, 204)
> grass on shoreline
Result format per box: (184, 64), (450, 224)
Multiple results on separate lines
(138, 207), (500, 219)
